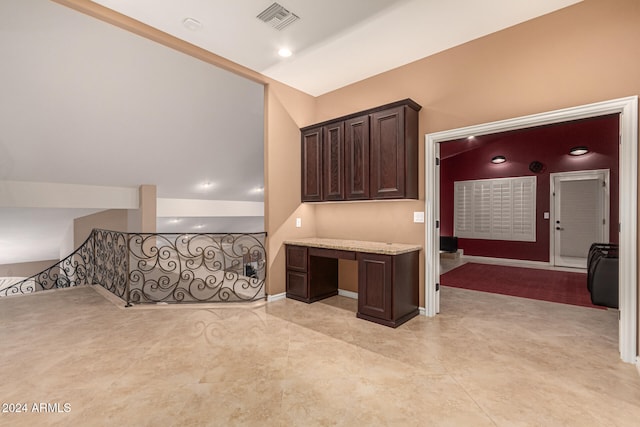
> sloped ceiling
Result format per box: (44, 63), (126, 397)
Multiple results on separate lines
(90, 0), (583, 96)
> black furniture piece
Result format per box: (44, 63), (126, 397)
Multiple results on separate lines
(587, 243), (619, 309)
(440, 236), (458, 253)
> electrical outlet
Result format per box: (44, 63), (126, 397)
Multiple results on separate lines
(295, 217), (302, 228)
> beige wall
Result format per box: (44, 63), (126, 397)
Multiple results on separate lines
(264, 81), (317, 295)
(127, 185), (157, 233)
(338, 260), (358, 293)
(74, 209), (129, 249)
(0, 259), (59, 278)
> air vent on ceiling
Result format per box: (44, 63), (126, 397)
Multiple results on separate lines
(257, 2), (300, 31)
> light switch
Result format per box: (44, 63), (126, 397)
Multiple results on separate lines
(295, 217), (302, 228)
(413, 212), (425, 223)
(543, 212), (550, 220)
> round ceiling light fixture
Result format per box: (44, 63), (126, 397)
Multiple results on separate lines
(569, 146), (589, 156)
(491, 155), (506, 164)
(278, 48), (293, 58)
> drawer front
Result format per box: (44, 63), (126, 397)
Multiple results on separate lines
(308, 247), (356, 260)
(286, 245), (308, 272)
(286, 271), (308, 299)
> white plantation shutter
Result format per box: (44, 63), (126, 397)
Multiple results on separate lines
(454, 176), (536, 242)
(454, 182), (473, 235)
(512, 178), (536, 241)
(473, 181), (492, 239)
(491, 179), (512, 239)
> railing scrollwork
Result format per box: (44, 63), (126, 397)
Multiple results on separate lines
(0, 229), (267, 305)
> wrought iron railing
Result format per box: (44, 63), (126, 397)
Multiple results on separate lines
(0, 229), (267, 305)
(0, 232), (98, 297)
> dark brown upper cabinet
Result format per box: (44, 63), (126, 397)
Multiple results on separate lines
(300, 99), (421, 202)
(370, 105), (418, 199)
(301, 127), (322, 202)
(345, 115), (370, 200)
(322, 122), (345, 201)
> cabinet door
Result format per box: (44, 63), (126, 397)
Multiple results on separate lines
(286, 245), (307, 272)
(322, 122), (345, 201)
(301, 127), (323, 202)
(286, 271), (308, 300)
(286, 245), (309, 300)
(370, 106), (405, 199)
(357, 253), (393, 320)
(344, 115), (370, 200)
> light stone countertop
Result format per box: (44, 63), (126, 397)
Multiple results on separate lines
(283, 237), (422, 255)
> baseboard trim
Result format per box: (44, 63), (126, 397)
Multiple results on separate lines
(636, 356), (640, 377)
(338, 289), (358, 300)
(462, 254), (551, 268)
(267, 292), (286, 302)
(461, 255), (589, 273)
(419, 307), (427, 316)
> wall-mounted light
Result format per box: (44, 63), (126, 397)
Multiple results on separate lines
(491, 155), (506, 164)
(569, 146), (589, 156)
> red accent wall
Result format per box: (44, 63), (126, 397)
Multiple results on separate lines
(440, 114), (619, 262)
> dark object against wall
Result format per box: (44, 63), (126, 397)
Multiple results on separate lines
(529, 161), (544, 173)
(587, 243), (618, 309)
(440, 236), (458, 253)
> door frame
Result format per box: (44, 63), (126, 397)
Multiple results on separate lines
(424, 96), (638, 364)
(550, 169), (610, 268)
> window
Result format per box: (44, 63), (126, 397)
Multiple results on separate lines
(454, 176), (536, 242)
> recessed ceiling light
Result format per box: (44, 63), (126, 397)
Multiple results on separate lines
(183, 17), (202, 31)
(278, 48), (293, 58)
(569, 146), (589, 156)
(491, 155), (507, 164)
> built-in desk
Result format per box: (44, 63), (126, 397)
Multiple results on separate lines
(284, 238), (421, 328)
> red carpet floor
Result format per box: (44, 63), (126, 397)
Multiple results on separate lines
(440, 262), (604, 309)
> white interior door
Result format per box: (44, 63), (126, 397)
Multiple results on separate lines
(552, 170), (609, 268)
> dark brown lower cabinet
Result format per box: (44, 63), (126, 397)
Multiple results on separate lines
(285, 270), (308, 300)
(356, 251), (419, 328)
(285, 244), (419, 327)
(285, 245), (340, 303)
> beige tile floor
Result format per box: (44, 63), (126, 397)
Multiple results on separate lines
(1, 285), (639, 426)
